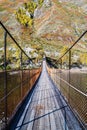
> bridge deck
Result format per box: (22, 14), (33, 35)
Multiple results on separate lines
(15, 61), (83, 130)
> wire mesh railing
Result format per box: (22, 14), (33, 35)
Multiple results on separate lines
(0, 21), (42, 130)
(47, 66), (87, 129)
(47, 30), (87, 128)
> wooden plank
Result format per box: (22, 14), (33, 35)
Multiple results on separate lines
(48, 88), (57, 130)
(50, 86), (65, 130)
(21, 86), (39, 130)
(44, 89), (51, 130)
(32, 82), (47, 130)
(37, 88), (45, 130)
(53, 93), (65, 130)
(26, 109), (36, 130)
(26, 90), (39, 130)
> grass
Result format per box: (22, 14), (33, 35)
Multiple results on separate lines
(0, 6), (5, 11)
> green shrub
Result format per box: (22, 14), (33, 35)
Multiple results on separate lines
(38, 0), (44, 6)
(6, 65), (11, 70)
(15, 1), (37, 27)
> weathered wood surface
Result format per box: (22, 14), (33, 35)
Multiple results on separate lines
(15, 61), (83, 130)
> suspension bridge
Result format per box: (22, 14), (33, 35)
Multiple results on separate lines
(0, 21), (87, 130)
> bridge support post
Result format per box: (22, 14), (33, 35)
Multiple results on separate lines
(4, 31), (7, 129)
(68, 50), (71, 103)
(69, 50), (71, 70)
(61, 59), (62, 69)
(20, 51), (23, 99)
(20, 51), (23, 67)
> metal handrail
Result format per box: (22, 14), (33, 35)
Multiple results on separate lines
(0, 21), (32, 61)
(47, 67), (87, 127)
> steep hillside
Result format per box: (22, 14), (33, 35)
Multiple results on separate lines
(34, 0), (87, 55)
(0, 0), (87, 61)
(35, 0), (87, 42)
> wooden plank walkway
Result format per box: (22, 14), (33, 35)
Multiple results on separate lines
(15, 61), (83, 130)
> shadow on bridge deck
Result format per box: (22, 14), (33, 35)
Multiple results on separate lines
(9, 61), (85, 130)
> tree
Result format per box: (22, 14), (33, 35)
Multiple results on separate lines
(60, 46), (69, 64)
(16, 8), (33, 27)
(38, 0), (44, 6)
(15, 1), (37, 27)
(24, 1), (37, 18)
(80, 53), (87, 65)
